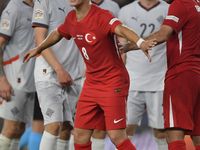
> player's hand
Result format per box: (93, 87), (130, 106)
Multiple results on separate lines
(118, 42), (139, 54)
(56, 68), (74, 87)
(23, 48), (39, 63)
(0, 76), (14, 101)
(140, 39), (157, 62)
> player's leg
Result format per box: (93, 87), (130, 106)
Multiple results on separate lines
(126, 91), (146, 141)
(28, 92), (44, 150)
(91, 130), (106, 150)
(191, 136), (200, 150)
(0, 89), (34, 150)
(58, 121), (73, 150)
(0, 120), (21, 150)
(102, 96), (136, 150)
(153, 129), (168, 150)
(73, 96), (104, 150)
(145, 91), (168, 150)
(35, 81), (68, 150)
(62, 83), (82, 150)
(73, 127), (93, 149)
(163, 71), (200, 150)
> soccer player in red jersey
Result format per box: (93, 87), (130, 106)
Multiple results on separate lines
(23, 0), (156, 149)
(120, 0), (200, 149)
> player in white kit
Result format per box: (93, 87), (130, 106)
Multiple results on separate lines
(118, 0), (169, 150)
(0, 0), (35, 150)
(32, 0), (85, 150)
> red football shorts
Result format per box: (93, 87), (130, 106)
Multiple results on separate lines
(163, 71), (200, 135)
(74, 95), (127, 131)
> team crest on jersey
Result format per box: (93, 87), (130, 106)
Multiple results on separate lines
(35, 9), (44, 19)
(85, 32), (97, 45)
(165, 15), (179, 23)
(2, 19), (10, 29)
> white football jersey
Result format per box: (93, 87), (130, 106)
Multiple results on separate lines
(119, 0), (169, 91)
(32, 0), (85, 85)
(0, 0), (35, 92)
(92, 0), (120, 17)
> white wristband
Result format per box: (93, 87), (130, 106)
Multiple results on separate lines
(136, 38), (145, 48)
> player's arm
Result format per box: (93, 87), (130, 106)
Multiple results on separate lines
(115, 24), (156, 62)
(0, 36), (14, 101)
(118, 36), (127, 64)
(120, 25), (173, 54)
(23, 29), (62, 63)
(34, 27), (73, 87)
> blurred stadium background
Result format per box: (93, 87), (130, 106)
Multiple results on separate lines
(0, 0), (196, 150)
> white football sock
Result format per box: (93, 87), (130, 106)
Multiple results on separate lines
(0, 134), (11, 150)
(91, 137), (105, 150)
(69, 134), (74, 150)
(155, 137), (168, 150)
(10, 138), (20, 150)
(39, 131), (58, 150)
(57, 139), (69, 150)
(128, 135), (133, 141)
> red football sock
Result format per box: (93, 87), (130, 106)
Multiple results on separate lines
(196, 145), (200, 150)
(168, 141), (186, 150)
(74, 141), (91, 150)
(116, 138), (136, 150)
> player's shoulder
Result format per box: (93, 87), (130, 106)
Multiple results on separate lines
(2, 0), (22, 17)
(107, 0), (120, 8)
(159, 0), (170, 8)
(120, 1), (137, 12)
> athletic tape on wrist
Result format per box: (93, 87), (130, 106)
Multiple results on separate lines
(136, 38), (145, 48)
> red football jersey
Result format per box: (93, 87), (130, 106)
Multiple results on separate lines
(162, 0), (200, 83)
(58, 4), (129, 97)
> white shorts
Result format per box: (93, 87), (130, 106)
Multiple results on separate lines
(0, 89), (35, 123)
(36, 80), (82, 126)
(127, 91), (164, 129)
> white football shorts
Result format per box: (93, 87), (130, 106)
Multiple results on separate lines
(0, 89), (35, 123)
(36, 79), (82, 126)
(127, 91), (164, 129)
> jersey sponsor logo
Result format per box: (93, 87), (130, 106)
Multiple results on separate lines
(58, 7), (65, 13)
(165, 15), (179, 23)
(85, 32), (97, 45)
(195, 5), (200, 12)
(109, 18), (119, 25)
(131, 16), (138, 21)
(2, 19), (10, 29)
(37, 0), (42, 4)
(5, 11), (11, 16)
(35, 9), (44, 19)
(114, 89), (121, 93)
(114, 118), (123, 123)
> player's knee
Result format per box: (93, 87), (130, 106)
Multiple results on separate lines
(126, 125), (136, 136)
(48, 122), (62, 133)
(73, 129), (91, 144)
(153, 129), (166, 139)
(191, 136), (200, 147)
(92, 130), (106, 139)
(4, 124), (20, 136)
